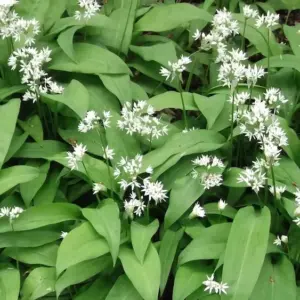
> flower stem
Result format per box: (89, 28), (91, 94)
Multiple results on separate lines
(241, 18), (248, 51)
(178, 83), (188, 129)
(10, 222), (19, 271)
(228, 90), (236, 166)
(270, 163), (277, 208)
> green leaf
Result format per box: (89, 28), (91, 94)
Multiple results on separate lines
(159, 227), (184, 294)
(43, 0), (67, 31)
(18, 115), (43, 143)
(164, 176), (204, 230)
(173, 262), (212, 300)
(3, 243), (58, 267)
(148, 91), (198, 111)
(142, 130), (225, 171)
(5, 131), (28, 163)
(50, 43), (130, 75)
(0, 86), (26, 101)
(82, 199), (121, 266)
(55, 255), (112, 297)
(0, 266), (20, 300)
(223, 168), (248, 188)
(131, 219), (159, 264)
(0, 228), (60, 248)
(21, 267), (56, 300)
(20, 161), (50, 207)
(283, 24), (300, 57)
(0, 166), (39, 196)
(99, 74), (132, 103)
(100, 0), (138, 54)
(250, 256), (296, 300)
(130, 42), (177, 68)
(257, 54), (300, 73)
(135, 3), (212, 32)
(179, 223), (231, 265)
(42, 80), (89, 118)
(2, 203), (81, 232)
(203, 203), (237, 219)
(74, 276), (113, 300)
(56, 222), (109, 276)
(119, 244), (160, 300)
(14, 141), (68, 159)
(0, 99), (20, 169)
(288, 225), (300, 263)
(222, 206), (271, 300)
(58, 26), (82, 62)
(106, 275), (143, 300)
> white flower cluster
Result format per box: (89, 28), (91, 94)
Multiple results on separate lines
(194, 8), (238, 52)
(269, 185), (286, 199)
(118, 101), (168, 139)
(78, 110), (111, 133)
(191, 155), (224, 190)
(66, 143), (87, 170)
(93, 182), (107, 194)
(189, 203), (206, 218)
(0, 1), (39, 46)
(114, 154), (167, 218)
(74, 0), (101, 21)
(0, 206), (24, 221)
(273, 235), (288, 246)
(60, 231), (68, 239)
(238, 165), (266, 193)
(243, 5), (258, 19)
(8, 47), (64, 102)
(203, 274), (229, 295)
(160, 55), (191, 82)
(255, 11), (279, 28)
(293, 189), (300, 226)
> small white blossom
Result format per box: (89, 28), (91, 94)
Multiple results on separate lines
(237, 166), (266, 193)
(243, 5), (258, 19)
(124, 192), (146, 219)
(281, 235), (288, 244)
(93, 182), (107, 194)
(146, 166), (153, 174)
(193, 29), (201, 41)
(189, 203), (206, 218)
(74, 0), (100, 21)
(66, 143), (87, 170)
(60, 231), (68, 239)
(269, 185), (286, 198)
(0, 206), (24, 221)
(203, 274), (229, 295)
(102, 146), (115, 160)
(78, 110), (111, 132)
(142, 178), (167, 204)
(245, 65), (266, 88)
(255, 11), (279, 28)
(293, 217), (300, 226)
(218, 199), (227, 210)
(273, 236), (282, 246)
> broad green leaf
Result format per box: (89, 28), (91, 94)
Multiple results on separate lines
(43, 0), (67, 31)
(3, 243), (58, 267)
(283, 24), (300, 57)
(288, 225), (300, 263)
(250, 256), (296, 300)
(222, 206), (271, 300)
(173, 262), (212, 300)
(0, 86), (26, 101)
(55, 255), (112, 297)
(0, 166), (39, 196)
(0, 228), (60, 248)
(159, 227), (184, 294)
(42, 80), (89, 118)
(100, 0), (138, 54)
(131, 219), (159, 264)
(203, 203), (237, 219)
(130, 42), (177, 68)
(142, 130), (225, 171)
(2, 203), (81, 232)
(0, 266), (20, 300)
(257, 54), (300, 73)
(74, 276), (113, 300)
(223, 168), (248, 188)
(14, 141), (68, 159)
(106, 275), (143, 300)
(82, 199), (121, 266)
(4, 131), (28, 162)
(50, 43), (130, 75)
(99, 74), (132, 103)
(148, 91), (198, 111)
(119, 244), (160, 300)
(56, 222), (109, 276)
(164, 176), (204, 230)
(20, 161), (50, 207)
(179, 223), (232, 265)
(21, 267), (56, 300)
(58, 26), (82, 62)
(0, 99), (20, 169)
(18, 115), (43, 143)
(135, 3), (212, 32)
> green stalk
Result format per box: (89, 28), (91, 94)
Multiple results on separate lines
(241, 18), (248, 51)
(178, 83), (188, 129)
(185, 57), (197, 92)
(10, 222), (19, 271)
(285, 10), (291, 25)
(270, 163), (277, 208)
(228, 89), (236, 166)
(267, 29), (271, 87)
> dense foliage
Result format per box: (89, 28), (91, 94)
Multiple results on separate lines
(0, 0), (300, 299)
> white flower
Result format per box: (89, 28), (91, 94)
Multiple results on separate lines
(293, 217), (300, 226)
(0, 206), (24, 221)
(237, 166), (266, 193)
(218, 60), (246, 89)
(93, 183), (107, 194)
(74, 0), (100, 20)
(142, 178), (167, 204)
(78, 110), (111, 132)
(294, 206), (300, 217)
(269, 185), (286, 198)
(295, 188), (300, 205)
(60, 231), (68, 239)
(281, 235), (288, 244)
(193, 29), (201, 41)
(228, 49), (248, 62)
(264, 88), (288, 111)
(118, 101), (168, 139)
(245, 65), (266, 87)
(216, 282), (229, 295)
(255, 11), (279, 28)
(243, 5), (258, 19)
(218, 199), (227, 210)
(160, 55), (191, 82)
(0, 0), (18, 7)
(103, 146), (115, 160)
(201, 173), (223, 190)
(67, 143), (87, 170)
(146, 166), (153, 174)
(192, 155), (224, 168)
(189, 203), (206, 218)
(124, 192), (146, 219)
(273, 235), (282, 246)
(203, 274), (229, 295)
